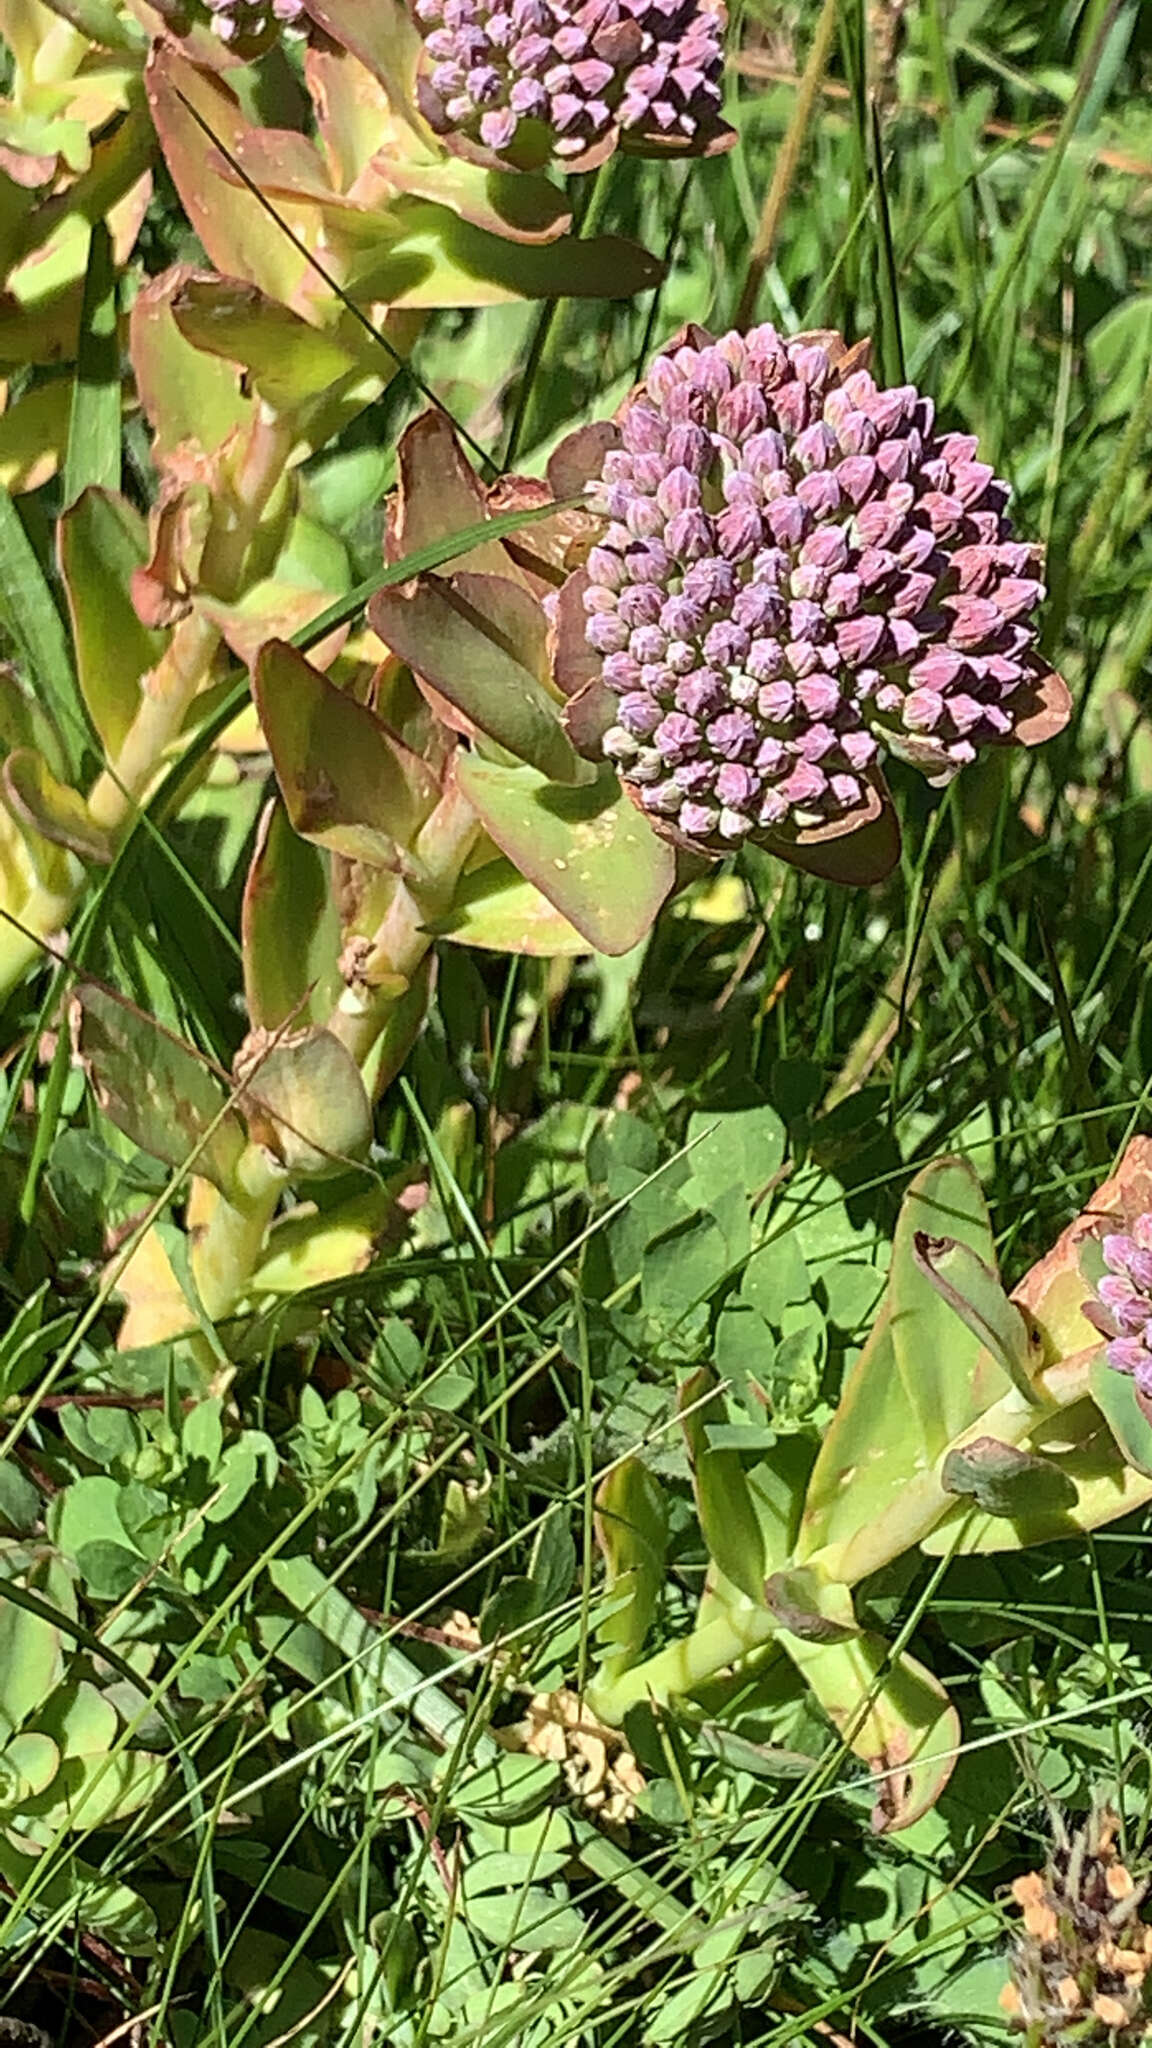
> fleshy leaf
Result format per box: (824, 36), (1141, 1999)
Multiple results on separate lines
(678, 1367), (766, 1606)
(369, 573), (579, 784)
(913, 1231), (1043, 1404)
(75, 983), (246, 1195)
(171, 278), (368, 413)
(348, 209), (664, 310)
(251, 1180), (416, 1293)
(241, 798), (342, 1032)
(453, 755), (676, 956)
(770, 778), (901, 887)
(763, 1568), (857, 1643)
(1088, 1357), (1152, 1479)
(130, 265), (250, 464)
(253, 639), (440, 868)
(239, 1028), (372, 1179)
(922, 1399), (1151, 1555)
(940, 1435), (1078, 1516)
(57, 488), (164, 757)
(593, 1457), (667, 1681)
(782, 1632), (960, 1832)
(435, 855), (591, 955)
(888, 1158), (1010, 1456)
(4, 748), (112, 862)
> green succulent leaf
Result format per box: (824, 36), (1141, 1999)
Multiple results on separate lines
(1088, 1356), (1152, 1478)
(889, 1160), (1011, 1456)
(921, 1398), (1149, 1554)
(75, 983), (247, 1195)
(940, 1434), (1079, 1516)
(782, 1631), (960, 1832)
(240, 1029), (373, 1179)
(593, 1457), (667, 1680)
(241, 799), (342, 1033)
(57, 488), (165, 758)
(678, 1368), (767, 1605)
(370, 572), (580, 784)
(253, 639), (440, 869)
(763, 1567), (857, 1642)
(4, 748), (111, 862)
(433, 854), (593, 955)
(171, 279), (368, 413)
(453, 755), (676, 956)
(912, 1230), (1044, 1405)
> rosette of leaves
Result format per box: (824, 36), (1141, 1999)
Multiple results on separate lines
(0, 0), (151, 420)
(143, 0), (665, 325)
(584, 1139), (1152, 1832)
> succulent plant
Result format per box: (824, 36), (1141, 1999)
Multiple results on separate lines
(583, 320), (1071, 867)
(413, 0), (732, 172)
(1001, 1807), (1152, 2045)
(583, 1141), (1152, 1832)
(1083, 1213), (1152, 1398)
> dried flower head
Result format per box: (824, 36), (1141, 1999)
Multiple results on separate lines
(1001, 1807), (1152, 2044)
(1086, 1212), (1152, 1400)
(582, 321), (1070, 864)
(413, 0), (731, 171)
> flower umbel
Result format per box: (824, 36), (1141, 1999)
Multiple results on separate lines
(413, 0), (729, 170)
(1090, 1213), (1152, 1398)
(583, 321), (1069, 861)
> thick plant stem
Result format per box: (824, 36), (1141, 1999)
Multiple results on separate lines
(189, 1146), (287, 1324)
(734, 0), (841, 331)
(327, 778), (481, 1079)
(587, 1602), (780, 1721)
(0, 408), (297, 998)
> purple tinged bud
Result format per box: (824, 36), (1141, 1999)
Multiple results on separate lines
(587, 613), (630, 654)
(618, 691), (663, 735)
(629, 624), (667, 664)
(603, 725), (639, 761)
(618, 584), (664, 629)
(797, 675), (840, 719)
(703, 619), (750, 666)
(772, 381), (810, 435)
(602, 652), (641, 691)
(748, 640), (785, 684)
(684, 557), (738, 609)
(625, 496), (666, 540)
(659, 594), (705, 637)
(680, 800), (720, 837)
(781, 760), (828, 806)
(766, 498), (806, 549)
(996, 577), (1045, 619)
(587, 545), (628, 590)
(643, 779), (687, 815)
(789, 342), (832, 391)
(665, 424), (713, 473)
(744, 429), (788, 478)
(825, 572), (862, 619)
(716, 383), (768, 440)
(624, 404), (667, 456)
(903, 688), (944, 733)
(626, 540), (671, 584)
(707, 709), (757, 758)
(891, 570), (936, 617)
(876, 437), (912, 483)
(796, 472), (842, 518)
(836, 615), (886, 666)
(946, 596), (1003, 649)
(676, 669), (726, 718)
(836, 412), (878, 457)
(798, 720), (837, 763)
(855, 500), (904, 549)
(655, 711), (701, 760)
(836, 454), (877, 506)
(786, 639), (820, 677)
(584, 586), (619, 616)
(793, 421), (839, 471)
(715, 761), (754, 807)
(830, 772), (862, 808)
(733, 584), (783, 632)
(715, 503), (763, 561)
(842, 727), (878, 769)
(947, 693), (986, 735)
(897, 526), (939, 572)
(666, 639), (697, 675)
(656, 465), (701, 518)
(664, 509), (714, 560)
(801, 526), (849, 572)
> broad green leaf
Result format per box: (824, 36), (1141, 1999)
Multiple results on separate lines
(240, 1028), (372, 1179)
(921, 1398), (1149, 1555)
(940, 1435), (1078, 1516)
(58, 489), (164, 757)
(35, 1748), (165, 1831)
(912, 1232), (1043, 1404)
(369, 572), (579, 784)
(593, 1458), (667, 1680)
(63, 220), (120, 507)
(38, 1679), (116, 1760)
(348, 207), (664, 309)
(1089, 1357), (1152, 1478)
(130, 264), (250, 465)
(4, 748), (113, 862)
(453, 755), (676, 956)
(253, 639), (439, 868)
(782, 1631), (960, 1831)
(172, 279), (366, 413)
(678, 1368), (766, 1605)
(888, 1158), (1007, 1457)
(794, 1305), (911, 1568)
(241, 798), (342, 1032)
(76, 982), (247, 1194)
(684, 1106), (786, 1210)
(0, 380), (73, 494)
(435, 855), (592, 955)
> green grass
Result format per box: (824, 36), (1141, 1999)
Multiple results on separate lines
(4, 0), (1152, 2042)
